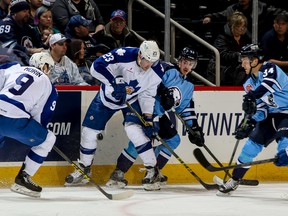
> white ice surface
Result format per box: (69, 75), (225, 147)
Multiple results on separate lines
(0, 183), (287, 216)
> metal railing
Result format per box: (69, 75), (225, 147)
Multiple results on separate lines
(127, 0), (220, 86)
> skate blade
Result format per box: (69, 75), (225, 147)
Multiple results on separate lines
(216, 190), (232, 197)
(106, 180), (127, 189)
(64, 178), (90, 187)
(64, 181), (89, 187)
(10, 183), (41, 198)
(143, 182), (161, 191)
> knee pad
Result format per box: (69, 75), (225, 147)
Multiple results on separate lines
(238, 139), (263, 163)
(31, 130), (56, 156)
(277, 137), (288, 152)
(155, 134), (180, 156)
(124, 141), (139, 159)
(124, 123), (150, 147)
(81, 127), (102, 150)
(165, 134), (180, 150)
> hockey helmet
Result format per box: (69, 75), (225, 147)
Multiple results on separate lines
(178, 47), (198, 61)
(139, 40), (160, 62)
(178, 47), (198, 70)
(240, 44), (264, 62)
(29, 52), (54, 74)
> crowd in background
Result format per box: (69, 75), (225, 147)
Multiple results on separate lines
(0, 0), (141, 86)
(0, 0), (288, 86)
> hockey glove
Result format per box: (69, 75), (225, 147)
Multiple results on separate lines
(234, 117), (256, 140)
(143, 115), (160, 139)
(111, 76), (127, 105)
(160, 87), (175, 111)
(188, 126), (205, 147)
(275, 147), (288, 166)
(242, 92), (256, 115)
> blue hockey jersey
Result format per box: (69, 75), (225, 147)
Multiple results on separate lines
(243, 62), (288, 121)
(155, 61), (196, 127)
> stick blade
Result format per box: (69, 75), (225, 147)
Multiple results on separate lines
(240, 179), (259, 186)
(202, 183), (219, 190)
(213, 175), (259, 186)
(110, 190), (134, 200)
(193, 148), (219, 172)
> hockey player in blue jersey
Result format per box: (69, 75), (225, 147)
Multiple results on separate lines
(65, 41), (164, 190)
(0, 47), (58, 198)
(218, 44), (288, 195)
(105, 47), (205, 189)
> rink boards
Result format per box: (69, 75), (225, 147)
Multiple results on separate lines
(0, 86), (287, 187)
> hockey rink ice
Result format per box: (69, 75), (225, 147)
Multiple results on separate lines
(1, 183), (288, 216)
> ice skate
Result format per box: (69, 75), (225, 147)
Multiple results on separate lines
(65, 161), (91, 186)
(159, 171), (168, 185)
(10, 164), (42, 198)
(216, 178), (239, 196)
(142, 166), (161, 191)
(106, 168), (128, 189)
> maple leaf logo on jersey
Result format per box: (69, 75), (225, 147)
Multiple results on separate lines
(126, 80), (140, 94)
(245, 84), (253, 92)
(116, 48), (126, 56)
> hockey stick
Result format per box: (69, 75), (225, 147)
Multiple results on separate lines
(219, 139), (259, 186)
(52, 146), (134, 200)
(193, 148), (278, 172)
(171, 109), (258, 186)
(125, 102), (218, 190)
(222, 115), (259, 185)
(223, 139), (240, 182)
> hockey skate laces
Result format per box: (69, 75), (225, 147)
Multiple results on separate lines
(26, 176), (40, 187)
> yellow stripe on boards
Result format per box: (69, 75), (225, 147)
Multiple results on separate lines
(0, 164), (287, 188)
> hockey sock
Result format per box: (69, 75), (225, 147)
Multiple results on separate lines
(157, 153), (169, 170)
(116, 152), (135, 173)
(232, 167), (249, 180)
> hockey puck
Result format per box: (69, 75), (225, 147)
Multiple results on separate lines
(97, 133), (103, 140)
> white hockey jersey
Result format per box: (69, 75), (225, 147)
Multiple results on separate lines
(0, 62), (57, 126)
(90, 47), (164, 114)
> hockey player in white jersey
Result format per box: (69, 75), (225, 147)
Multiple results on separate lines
(0, 48), (58, 198)
(65, 41), (164, 190)
(105, 47), (204, 189)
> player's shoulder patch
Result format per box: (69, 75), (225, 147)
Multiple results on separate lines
(115, 48), (126, 56)
(245, 83), (253, 92)
(112, 47), (138, 63)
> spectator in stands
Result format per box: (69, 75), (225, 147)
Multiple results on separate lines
(93, 9), (142, 51)
(260, 13), (288, 72)
(202, 0), (287, 40)
(0, 0), (10, 20)
(29, 33), (88, 85)
(0, 0), (43, 58)
(206, 11), (251, 86)
(51, 0), (105, 34)
(64, 15), (103, 61)
(66, 39), (101, 85)
(28, 0), (42, 21)
(33, 6), (60, 49)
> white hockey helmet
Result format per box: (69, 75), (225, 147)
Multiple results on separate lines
(29, 52), (54, 74)
(139, 40), (160, 62)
